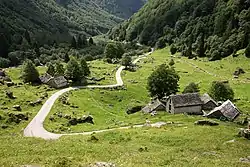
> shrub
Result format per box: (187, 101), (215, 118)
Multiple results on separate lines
(169, 59), (175, 66)
(47, 63), (55, 76)
(121, 55), (132, 69)
(147, 64), (180, 98)
(183, 82), (200, 94)
(208, 81), (234, 101)
(170, 44), (177, 55)
(0, 57), (10, 68)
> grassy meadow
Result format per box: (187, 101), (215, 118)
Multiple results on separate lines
(0, 48), (250, 166)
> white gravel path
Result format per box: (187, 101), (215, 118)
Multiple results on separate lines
(24, 51), (153, 140)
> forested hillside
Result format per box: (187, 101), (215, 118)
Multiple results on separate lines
(110, 0), (250, 60)
(0, 0), (121, 40)
(93, 0), (147, 19)
(0, 0), (146, 68)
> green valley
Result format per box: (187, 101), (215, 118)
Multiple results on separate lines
(1, 0), (250, 166)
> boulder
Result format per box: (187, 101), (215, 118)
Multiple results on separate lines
(238, 128), (250, 140)
(1, 124), (8, 129)
(68, 118), (78, 126)
(7, 113), (28, 124)
(78, 115), (94, 124)
(64, 114), (71, 120)
(0, 70), (6, 77)
(6, 90), (16, 99)
(89, 162), (116, 167)
(49, 116), (55, 121)
(239, 156), (250, 163)
(234, 68), (245, 76)
(126, 105), (144, 115)
(13, 105), (22, 111)
(29, 99), (43, 106)
(194, 120), (219, 126)
(6, 82), (14, 87)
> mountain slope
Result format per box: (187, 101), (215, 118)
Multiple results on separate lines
(93, 0), (147, 19)
(110, 0), (250, 60)
(0, 0), (121, 38)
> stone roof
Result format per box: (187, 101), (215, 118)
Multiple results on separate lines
(170, 93), (203, 108)
(142, 99), (165, 113)
(201, 93), (217, 105)
(39, 73), (53, 84)
(53, 76), (67, 85)
(209, 100), (240, 121)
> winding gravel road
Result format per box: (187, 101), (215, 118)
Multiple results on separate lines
(24, 51), (153, 140)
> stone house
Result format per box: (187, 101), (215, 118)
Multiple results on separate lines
(142, 98), (166, 113)
(47, 76), (68, 89)
(200, 93), (218, 111)
(39, 73), (52, 84)
(166, 93), (203, 114)
(40, 73), (68, 89)
(206, 100), (240, 121)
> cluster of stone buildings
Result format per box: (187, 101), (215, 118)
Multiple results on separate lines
(142, 93), (240, 121)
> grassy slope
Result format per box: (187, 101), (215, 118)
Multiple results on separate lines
(0, 66), (58, 135)
(45, 48), (250, 133)
(1, 48), (250, 166)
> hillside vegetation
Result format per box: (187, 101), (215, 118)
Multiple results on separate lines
(1, 48), (250, 166)
(0, 0), (121, 39)
(109, 0), (250, 60)
(93, 0), (147, 19)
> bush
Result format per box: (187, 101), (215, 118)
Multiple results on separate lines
(47, 63), (55, 76)
(155, 38), (166, 49)
(147, 64), (180, 98)
(0, 57), (10, 68)
(170, 44), (177, 55)
(208, 81), (234, 101)
(121, 55), (132, 69)
(183, 82), (200, 94)
(169, 59), (175, 66)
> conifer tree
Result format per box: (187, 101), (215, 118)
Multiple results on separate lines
(21, 59), (39, 83)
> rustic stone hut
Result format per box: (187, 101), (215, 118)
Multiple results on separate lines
(206, 100), (240, 121)
(47, 76), (68, 89)
(40, 73), (68, 89)
(142, 98), (166, 113)
(166, 93), (203, 114)
(200, 93), (218, 111)
(39, 73), (53, 84)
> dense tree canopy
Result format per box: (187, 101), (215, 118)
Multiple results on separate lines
(110, 0), (250, 60)
(147, 64), (180, 98)
(104, 42), (125, 59)
(65, 57), (82, 82)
